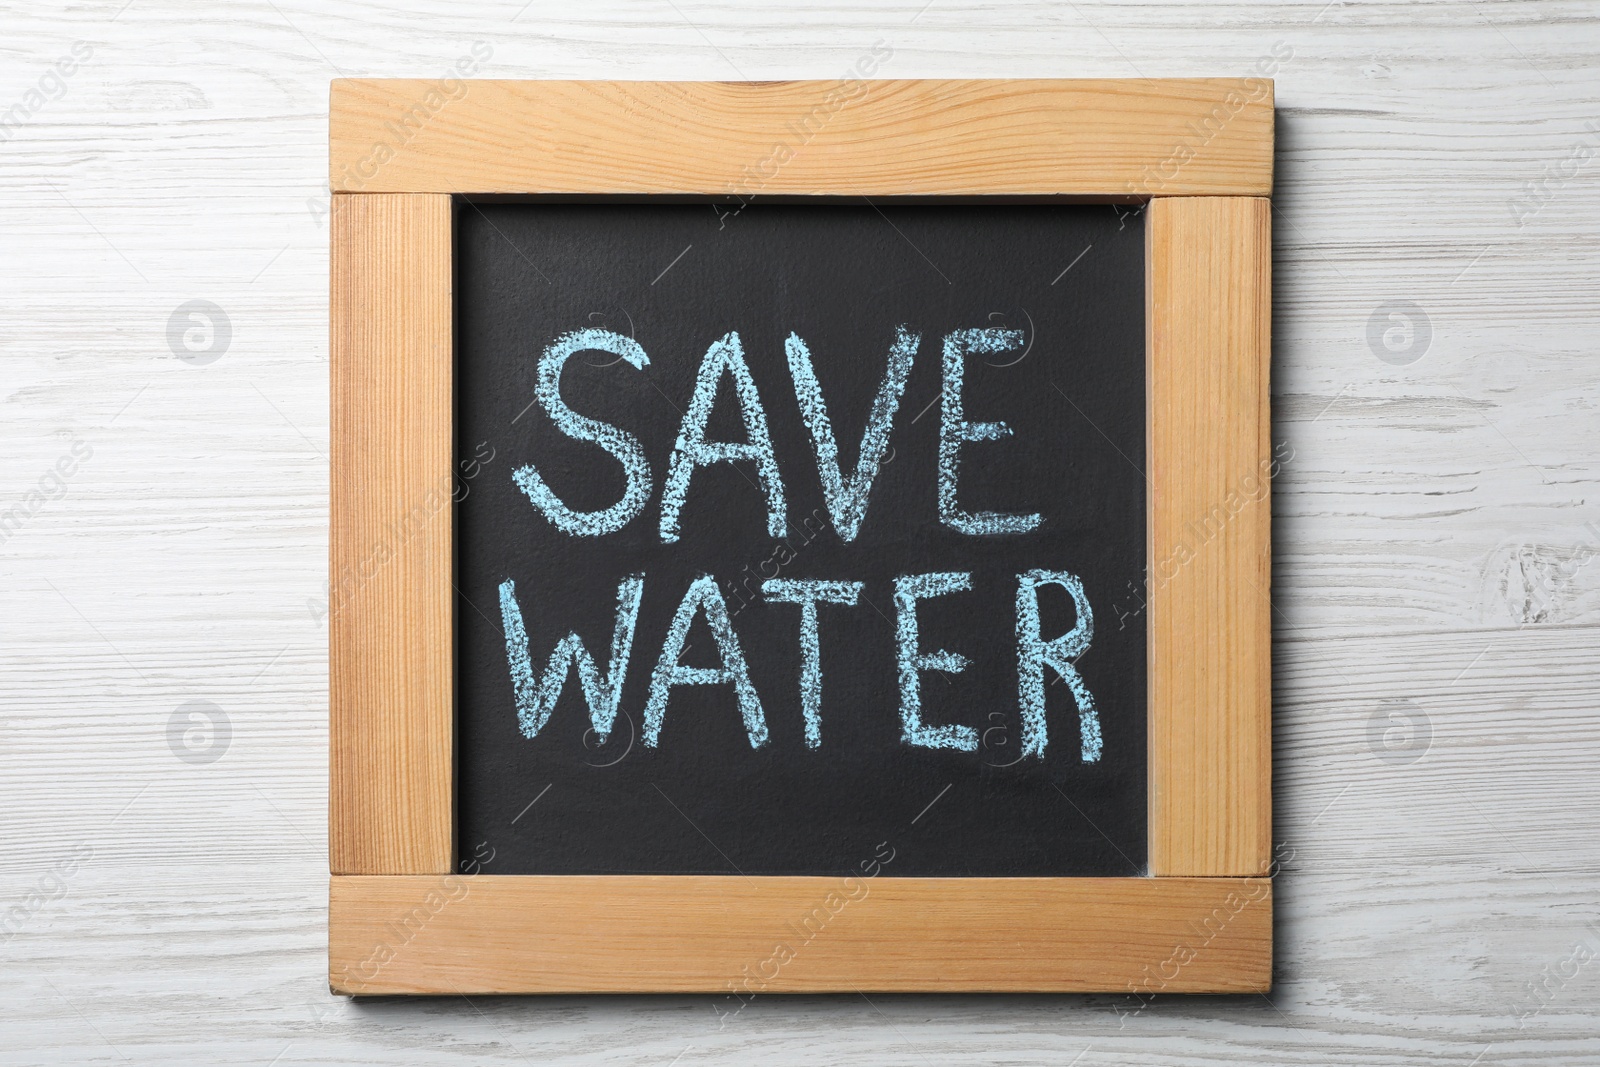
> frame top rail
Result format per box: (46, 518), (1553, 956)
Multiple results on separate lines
(329, 78), (1273, 198)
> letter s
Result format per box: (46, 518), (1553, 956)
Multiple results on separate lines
(512, 329), (653, 537)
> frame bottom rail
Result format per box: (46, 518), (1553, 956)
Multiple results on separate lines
(330, 874), (1271, 995)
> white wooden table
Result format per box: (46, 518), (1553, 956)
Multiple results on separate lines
(3, 2), (1597, 1063)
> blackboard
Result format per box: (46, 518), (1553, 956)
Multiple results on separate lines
(455, 200), (1146, 877)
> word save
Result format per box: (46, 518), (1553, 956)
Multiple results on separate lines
(499, 327), (1101, 761)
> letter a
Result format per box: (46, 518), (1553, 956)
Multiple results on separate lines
(644, 575), (769, 748)
(660, 332), (787, 544)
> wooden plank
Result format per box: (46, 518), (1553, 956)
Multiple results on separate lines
(330, 193), (454, 874)
(328, 78), (1273, 196)
(1147, 197), (1273, 876)
(329, 874), (1271, 994)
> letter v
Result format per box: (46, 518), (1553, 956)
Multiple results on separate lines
(498, 574), (644, 742)
(785, 326), (918, 542)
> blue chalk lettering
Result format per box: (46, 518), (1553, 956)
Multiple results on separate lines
(659, 331), (787, 544)
(512, 328), (653, 537)
(784, 327), (918, 542)
(937, 328), (1042, 536)
(498, 573), (645, 742)
(644, 574), (769, 748)
(762, 578), (864, 747)
(893, 572), (977, 751)
(1016, 569), (1100, 761)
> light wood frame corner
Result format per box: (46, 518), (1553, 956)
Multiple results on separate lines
(329, 78), (1273, 996)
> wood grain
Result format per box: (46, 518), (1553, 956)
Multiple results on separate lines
(329, 874), (1271, 994)
(5, 0), (1600, 1062)
(330, 193), (454, 874)
(1148, 197), (1273, 876)
(328, 78), (1273, 196)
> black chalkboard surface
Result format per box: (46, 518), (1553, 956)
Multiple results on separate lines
(455, 200), (1145, 877)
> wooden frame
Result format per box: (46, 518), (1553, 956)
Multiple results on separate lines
(329, 79), (1273, 994)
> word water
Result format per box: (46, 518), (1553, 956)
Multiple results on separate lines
(499, 324), (1102, 761)
(500, 568), (1099, 759)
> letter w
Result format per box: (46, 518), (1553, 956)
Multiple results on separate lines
(498, 574), (644, 742)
